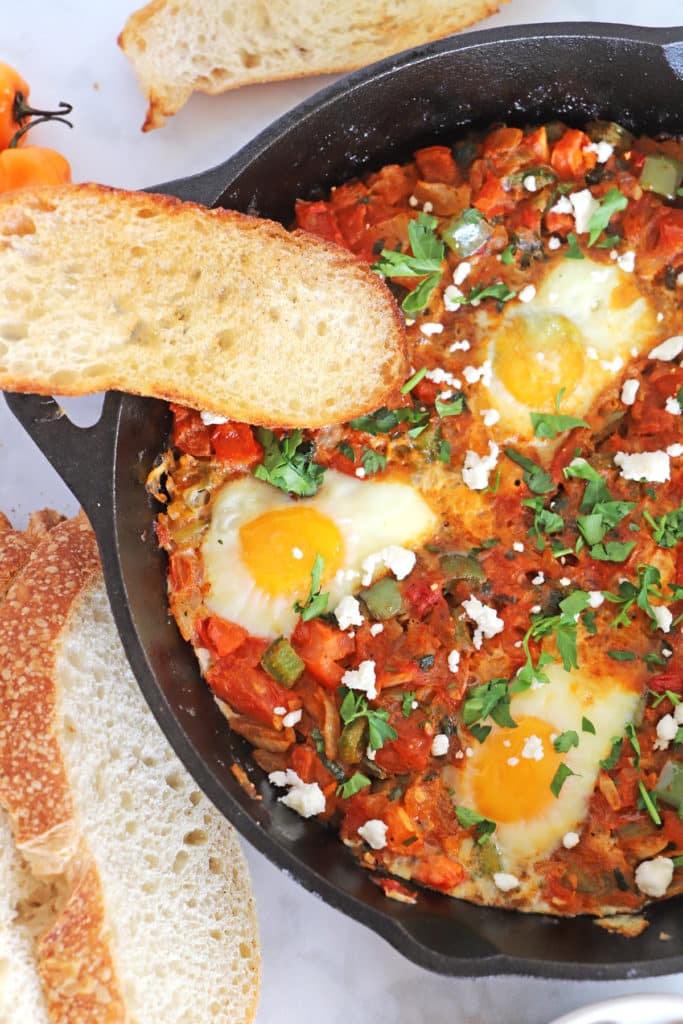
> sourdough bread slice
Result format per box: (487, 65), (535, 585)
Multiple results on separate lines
(0, 514), (260, 1022)
(0, 184), (407, 428)
(119, 0), (503, 129)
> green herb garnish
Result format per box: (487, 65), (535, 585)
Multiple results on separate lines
(587, 187), (628, 246)
(339, 689), (397, 750)
(337, 771), (372, 799)
(505, 448), (555, 494)
(254, 428), (326, 497)
(463, 678), (516, 730)
(565, 232), (585, 259)
(293, 553), (329, 621)
(361, 448), (387, 475)
(454, 805), (497, 844)
(372, 213), (444, 313)
(530, 412), (589, 439)
(553, 730), (579, 753)
(551, 763), (578, 797)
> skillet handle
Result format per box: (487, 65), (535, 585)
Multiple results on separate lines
(3, 390), (120, 518)
(147, 160), (233, 208)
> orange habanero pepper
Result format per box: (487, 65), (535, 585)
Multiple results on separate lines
(0, 61), (72, 149)
(0, 145), (71, 192)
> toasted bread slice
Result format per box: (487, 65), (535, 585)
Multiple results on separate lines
(118, 0), (503, 129)
(0, 514), (260, 1022)
(0, 184), (407, 428)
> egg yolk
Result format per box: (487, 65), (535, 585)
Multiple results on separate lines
(469, 717), (563, 824)
(493, 312), (586, 408)
(239, 506), (344, 597)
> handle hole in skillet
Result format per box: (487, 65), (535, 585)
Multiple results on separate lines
(57, 392), (105, 427)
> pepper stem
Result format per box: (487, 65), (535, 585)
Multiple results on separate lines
(8, 92), (73, 147)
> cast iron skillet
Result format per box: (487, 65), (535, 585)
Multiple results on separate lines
(6, 22), (683, 979)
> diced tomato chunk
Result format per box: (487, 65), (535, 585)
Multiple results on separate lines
(473, 174), (512, 217)
(482, 126), (523, 157)
(375, 716), (433, 773)
(291, 619), (355, 689)
(649, 672), (683, 694)
(206, 657), (297, 727)
(294, 199), (346, 247)
(210, 421), (263, 467)
(411, 853), (464, 891)
(550, 128), (595, 179)
(196, 616), (249, 658)
(405, 579), (442, 619)
(168, 551), (200, 594)
(414, 145), (458, 184)
(171, 404), (211, 457)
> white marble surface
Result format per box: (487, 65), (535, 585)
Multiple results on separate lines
(2, 2), (682, 1021)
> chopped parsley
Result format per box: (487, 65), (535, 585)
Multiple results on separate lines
(523, 495), (564, 550)
(435, 391), (466, 418)
(349, 404), (429, 437)
(504, 447), (554, 494)
(602, 563), (673, 628)
(454, 805), (497, 844)
(361, 448), (387, 475)
(450, 281), (517, 308)
(401, 690), (417, 717)
(500, 243), (516, 264)
(400, 366), (428, 395)
(512, 590), (592, 694)
(337, 771), (372, 799)
(530, 412), (588, 439)
(643, 503), (683, 549)
(462, 678), (516, 731)
(553, 730), (579, 753)
(372, 213), (444, 313)
(625, 722), (641, 768)
(254, 428), (326, 497)
(339, 689), (397, 750)
(600, 736), (623, 771)
(565, 233), (584, 260)
(587, 187), (628, 246)
(582, 716), (596, 735)
(293, 553), (329, 621)
(551, 763), (578, 797)
(336, 440), (355, 462)
(638, 780), (661, 827)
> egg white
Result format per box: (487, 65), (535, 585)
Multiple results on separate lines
(202, 469), (438, 638)
(448, 662), (640, 873)
(469, 256), (658, 443)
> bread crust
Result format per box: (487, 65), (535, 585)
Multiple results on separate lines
(0, 183), (407, 428)
(118, 0), (504, 130)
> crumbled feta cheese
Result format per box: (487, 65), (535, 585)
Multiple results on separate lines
(334, 594), (364, 631)
(562, 831), (581, 849)
(635, 856), (674, 898)
(447, 649), (460, 674)
(357, 819), (388, 850)
(667, 444), (683, 458)
(462, 360), (493, 386)
(454, 750), (464, 760)
(461, 595), (504, 650)
(588, 591), (605, 609)
(665, 395), (682, 416)
(559, 576), (571, 586)
(649, 336), (683, 361)
(274, 706), (286, 715)
(369, 623), (384, 637)
(521, 735), (544, 762)
(453, 261), (472, 285)
(507, 756), (520, 767)
(620, 379), (640, 406)
(443, 284), (464, 311)
(408, 195), (419, 207)
(412, 700), (418, 710)
(530, 604), (542, 614)
(341, 660), (377, 700)
(600, 355), (624, 373)
(449, 338), (470, 352)
(355, 467), (366, 478)
(291, 546), (304, 560)
(422, 200), (434, 213)
(513, 542), (525, 553)
(518, 284), (536, 303)
(532, 572), (545, 586)
(200, 410), (228, 425)
(586, 140), (614, 163)
(523, 174), (538, 192)
(654, 713), (678, 751)
(431, 734), (450, 757)
(366, 745), (376, 761)
(652, 605), (673, 634)
(569, 189), (600, 234)
(482, 408), (500, 427)
(462, 441), (499, 491)
(420, 321), (444, 337)
(361, 546), (416, 586)
(548, 235), (562, 250)
(268, 769), (326, 818)
(614, 450), (670, 483)
(493, 872), (520, 892)
(282, 708), (303, 729)
(425, 367), (460, 389)
(550, 195), (573, 215)
(617, 250), (635, 273)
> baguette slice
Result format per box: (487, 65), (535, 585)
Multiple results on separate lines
(0, 514), (260, 1023)
(119, 0), (503, 129)
(0, 184), (407, 428)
